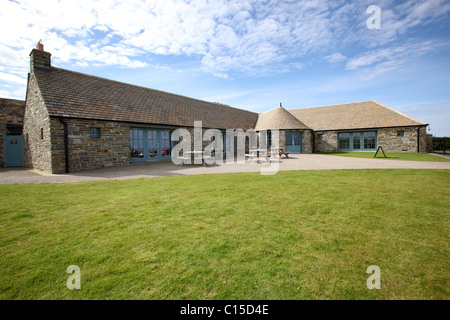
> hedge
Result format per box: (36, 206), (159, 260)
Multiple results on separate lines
(433, 137), (450, 152)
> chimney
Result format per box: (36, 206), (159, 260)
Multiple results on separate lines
(30, 40), (51, 70)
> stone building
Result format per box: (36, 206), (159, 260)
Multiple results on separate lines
(289, 101), (429, 153)
(5, 44), (429, 173)
(0, 98), (26, 167)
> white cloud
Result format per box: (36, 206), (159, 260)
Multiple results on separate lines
(0, 71), (27, 84)
(325, 52), (347, 64)
(0, 0), (448, 98)
(346, 41), (444, 80)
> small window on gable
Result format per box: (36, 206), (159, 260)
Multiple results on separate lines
(397, 130), (404, 137)
(40, 128), (44, 140)
(90, 128), (100, 139)
(318, 133), (323, 141)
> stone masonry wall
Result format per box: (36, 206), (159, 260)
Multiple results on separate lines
(1, 98), (25, 126)
(302, 130), (313, 154)
(50, 118), (132, 173)
(314, 131), (338, 153)
(314, 126), (428, 153)
(0, 109), (6, 167)
(426, 134), (433, 153)
(23, 73), (53, 171)
(377, 126), (427, 153)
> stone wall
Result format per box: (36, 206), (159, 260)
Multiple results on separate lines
(23, 73), (53, 171)
(302, 130), (313, 154)
(426, 134), (433, 153)
(0, 109), (6, 167)
(50, 118), (132, 173)
(1, 98), (25, 126)
(419, 126), (428, 153)
(314, 126), (428, 153)
(314, 131), (338, 152)
(377, 126), (427, 153)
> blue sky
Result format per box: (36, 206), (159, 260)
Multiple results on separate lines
(1, 0), (449, 136)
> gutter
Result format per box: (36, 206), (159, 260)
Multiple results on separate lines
(58, 117), (69, 173)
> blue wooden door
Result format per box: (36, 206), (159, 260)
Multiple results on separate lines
(131, 129), (171, 163)
(4, 135), (24, 167)
(285, 131), (302, 154)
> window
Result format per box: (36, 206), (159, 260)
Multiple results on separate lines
(40, 128), (44, 140)
(353, 132), (361, 150)
(161, 131), (171, 157)
(7, 124), (22, 135)
(318, 133), (323, 142)
(148, 130), (158, 158)
(338, 133), (350, 150)
(397, 130), (404, 137)
(339, 131), (377, 151)
(130, 129), (144, 158)
(364, 132), (376, 149)
(90, 128), (100, 139)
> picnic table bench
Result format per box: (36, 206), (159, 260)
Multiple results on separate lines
(278, 148), (290, 158)
(178, 151), (215, 166)
(244, 148), (291, 162)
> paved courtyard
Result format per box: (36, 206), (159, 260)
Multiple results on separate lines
(1, 154), (449, 184)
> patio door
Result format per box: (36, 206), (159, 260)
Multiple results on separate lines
(338, 131), (377, 151)
(147, 130), (159, 159)
(285, 131), (302, 154)
(131, 129), (171, 163)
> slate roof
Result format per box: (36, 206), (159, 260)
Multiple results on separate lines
(32, 66), (258, 130)
(289, 101), (428, 131)
(255, 105), (311, 130)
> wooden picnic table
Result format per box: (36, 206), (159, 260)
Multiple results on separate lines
(245, 148), (275, 163)
(246, 148), (289, 159)
(278, 148), (290, 158)
(179, 151), (215, 166)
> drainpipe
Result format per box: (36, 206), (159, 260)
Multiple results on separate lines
(417, 127), (420, 153)
(58, 117), (69, 173)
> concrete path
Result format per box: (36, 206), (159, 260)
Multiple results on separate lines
(432, 152), (450, 159)
(1, 154), (449, 184)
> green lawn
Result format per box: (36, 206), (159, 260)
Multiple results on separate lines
(318, 152), (450, 162)
(0, 170), (449, 300)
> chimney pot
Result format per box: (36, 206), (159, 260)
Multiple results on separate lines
(36, 40), (44, 51)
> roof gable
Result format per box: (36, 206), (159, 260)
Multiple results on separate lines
(32, 66), (258, 130)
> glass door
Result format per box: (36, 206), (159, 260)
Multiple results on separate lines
(131, 129), (145, 161)
(160, 131), (171, 159)
(131, 129), (172, 163)
(148, 130), (159, 159)
(285, 131), (302, 153)
(338, 132), (377, 151)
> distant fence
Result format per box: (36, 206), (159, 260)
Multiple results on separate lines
(433, 137), (450, 154)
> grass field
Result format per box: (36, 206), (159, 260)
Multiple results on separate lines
(318, 152), (450, 162)
(0, 169), (449, 299)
